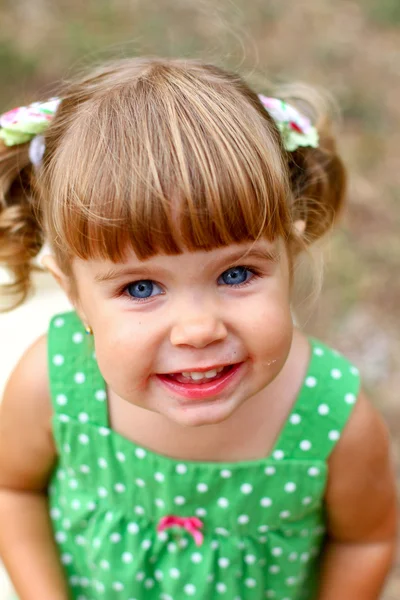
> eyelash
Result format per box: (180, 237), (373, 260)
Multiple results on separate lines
(118, 265), (263, 303)
(220, 266), (262, 288)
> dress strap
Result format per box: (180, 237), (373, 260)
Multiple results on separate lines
(271, 337), (361, 462)
(48, 311), (109, 427)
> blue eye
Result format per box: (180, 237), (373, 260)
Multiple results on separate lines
(218, 266), (252, 286)
(126, 280), (162, 299)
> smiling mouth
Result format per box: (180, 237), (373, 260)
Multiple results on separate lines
(156, 362), (244, 401)
(162, 365), (234, 384)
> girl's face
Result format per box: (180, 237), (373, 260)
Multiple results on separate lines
(71, 240), (293, 427)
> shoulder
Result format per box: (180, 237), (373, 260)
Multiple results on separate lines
(325, 389), (397, 540)
(287, 330), (360, 414)
(328, 389), (391, 478)
(1, 333), (51, 422)
(305, 336), (361, 424)
(0, 333), (56, 490)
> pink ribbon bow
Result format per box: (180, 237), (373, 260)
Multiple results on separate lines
(157, 515), (204, 546)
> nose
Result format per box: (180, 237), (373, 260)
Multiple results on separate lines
(170, 311), (228, 349)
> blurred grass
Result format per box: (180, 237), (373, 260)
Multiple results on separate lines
(0, 40), (38, 106)
(0, 40), (37, 80)
(365, 0), (400, 26)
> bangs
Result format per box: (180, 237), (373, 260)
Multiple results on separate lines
(42, 61), (292, 262)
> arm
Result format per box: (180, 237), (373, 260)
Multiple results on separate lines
(317, 390), (398, 600)
(0, 335), (70, 600)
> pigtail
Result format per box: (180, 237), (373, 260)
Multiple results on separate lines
(277, 86), (347, 244)
(0, 142), (43, 311)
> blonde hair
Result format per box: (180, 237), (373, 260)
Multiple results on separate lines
(0, 57), (346, 310)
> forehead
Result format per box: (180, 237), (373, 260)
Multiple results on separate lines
(72, 239), (284, 281)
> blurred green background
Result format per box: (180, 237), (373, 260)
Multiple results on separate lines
(0, 0), (399, 594)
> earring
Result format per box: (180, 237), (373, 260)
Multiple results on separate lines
(85, 325), (93, 335)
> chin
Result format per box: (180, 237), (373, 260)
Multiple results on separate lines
(164, 395), (245, 428)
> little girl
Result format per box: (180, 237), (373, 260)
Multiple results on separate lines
(0, 58), (397, 600)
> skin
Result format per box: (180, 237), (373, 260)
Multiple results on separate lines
(66, 240), (294, 429)
(0, 237), (397, 599)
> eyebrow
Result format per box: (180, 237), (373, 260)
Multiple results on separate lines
(94, 265), (161, 284)
(228, 247), (279, 264)
(94, 246), (279, 284)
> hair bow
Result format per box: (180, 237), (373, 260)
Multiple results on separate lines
(0, 98), (61, 147)
(258, 95), (319, 151)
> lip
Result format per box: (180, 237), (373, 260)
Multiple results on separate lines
(160, 363), (230, 375)
(155, 362), (245, 401)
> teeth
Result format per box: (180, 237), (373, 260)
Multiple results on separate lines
(188, 372), (205, 381)
(180, 366), (225, 381)
(205, 369), (217, 379)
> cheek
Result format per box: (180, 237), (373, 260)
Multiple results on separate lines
(90, 306), (149, 356)
(93, 326), (152, 392)
(242, 297), (293, 361)
(258, 306), (293, 345)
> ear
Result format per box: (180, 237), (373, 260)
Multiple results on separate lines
(41, 254), (79, 307)
(288, 219), (307, 257)
(42, 255), (90, 326)
(41, 255), (69, 291)
(293, 219), (306, 235)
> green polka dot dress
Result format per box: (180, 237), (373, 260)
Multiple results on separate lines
(47, 311), (360, 600)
